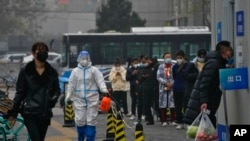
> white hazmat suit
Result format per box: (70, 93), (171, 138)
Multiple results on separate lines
(65, 51), (108, 141)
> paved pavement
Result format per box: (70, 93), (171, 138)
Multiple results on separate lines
(6, 90), (193, 141)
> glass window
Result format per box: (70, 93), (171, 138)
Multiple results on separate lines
(152, 42), (172, 59)
(101, 43), (122, 64)
(127, 42), (150, 59)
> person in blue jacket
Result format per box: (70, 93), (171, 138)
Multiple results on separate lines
(172, 50), (188, 129)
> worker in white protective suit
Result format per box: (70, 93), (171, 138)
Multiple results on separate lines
(65, 51), (108, 141)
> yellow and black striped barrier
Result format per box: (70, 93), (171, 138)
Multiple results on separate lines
(63, 102), (75, 127)
(103, 108), (116, 141)
(134, 121), (144, 141)
(114, 113), (126, 141)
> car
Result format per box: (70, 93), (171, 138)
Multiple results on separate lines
(0, 53), (28, 63)
(22, 52), (62, 64)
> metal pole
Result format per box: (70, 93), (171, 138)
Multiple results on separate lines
(222, 88), (229, 141)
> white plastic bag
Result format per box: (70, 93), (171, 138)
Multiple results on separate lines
(195, 111), (218, 141)
(186, 112), (202, 139)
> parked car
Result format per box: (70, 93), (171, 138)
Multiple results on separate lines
(0, 53), (28, 63)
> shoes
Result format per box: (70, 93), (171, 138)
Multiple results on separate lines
(130, 115), (135, 120)
(141, 115), (145, 120)
(146, 121), (154, 125)
(124, 113), (131, 117)
(184, 124), (190, 129)
(126, 112), (132, 117)
(170, 122), (177, 126)
(176, 124), (184, 130)
(162, 122), (167, 127)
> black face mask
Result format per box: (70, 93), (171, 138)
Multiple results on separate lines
(37, 51), (48, 62)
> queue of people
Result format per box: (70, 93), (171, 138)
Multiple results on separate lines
(122, 42), (233, 131)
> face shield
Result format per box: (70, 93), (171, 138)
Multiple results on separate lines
(77, 51), (91, 66)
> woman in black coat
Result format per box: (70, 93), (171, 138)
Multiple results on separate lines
(183, 41), (233, 128)
(8, 42), (61, 141)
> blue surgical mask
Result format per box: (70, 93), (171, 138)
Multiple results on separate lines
(164, 58), (172, 64)
(226, 57), (234, 68)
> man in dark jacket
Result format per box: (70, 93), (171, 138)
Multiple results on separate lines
(7, 42), (61, 141)
(183, 41), (233, 128)
(138, 57), (156, 125)
(126, 57), (139, 120)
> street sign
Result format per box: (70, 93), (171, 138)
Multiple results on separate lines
(236, 11), (244, 36)
(217, 22), (222, 42)
(219, 68), (248, 90)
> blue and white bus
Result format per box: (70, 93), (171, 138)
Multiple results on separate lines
(61, 26), (211, 70)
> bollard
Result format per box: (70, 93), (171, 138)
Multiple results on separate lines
(134, 121), (144, 141)
(63, 102), (75, 127)
(103, 108), (115, 141)
(114, 113), (126, 141)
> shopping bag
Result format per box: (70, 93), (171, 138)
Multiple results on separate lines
(186, 112), (202, 139)
(195, 111), (218, 141)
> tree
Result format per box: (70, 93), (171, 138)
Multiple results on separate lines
(0, 0), (47, 40)
(96, 0), (146, 32)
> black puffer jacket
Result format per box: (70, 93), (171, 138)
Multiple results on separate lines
(183, 50), (227, 124)
(12, 61), (61, 120)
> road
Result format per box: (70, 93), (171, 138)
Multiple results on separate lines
(7, 90), (192, 141)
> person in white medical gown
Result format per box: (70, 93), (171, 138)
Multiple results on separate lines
(65, 51), (108, 141)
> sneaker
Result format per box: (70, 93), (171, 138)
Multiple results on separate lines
(176, 124), (184, 130)
(162, 122), (167, 127)
(146, 121), (154, 125)
(141, 115), (145, 120)
(171, 122), (177, 126)
(126, 112), (132, 116)
(184, 124), (190, 129)
(129, 115), (135, 120)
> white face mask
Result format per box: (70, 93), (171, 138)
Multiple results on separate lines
(177, 59), (183, 65)
(115, 66), (121, 71)
(80, 59), (88, 66)
(197, 57), (205, 62)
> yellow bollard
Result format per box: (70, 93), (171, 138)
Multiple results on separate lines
(114, 113), (126, 141)
(134, 121), (144, 141)
(63, 102), (75, 127)
(103, 108), (115, 141)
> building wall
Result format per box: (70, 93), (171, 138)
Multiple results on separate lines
(211, 1), (250, 141)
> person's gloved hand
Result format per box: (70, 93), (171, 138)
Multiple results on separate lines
(65, 93), (72, 105)
(101, 89), (109, 94)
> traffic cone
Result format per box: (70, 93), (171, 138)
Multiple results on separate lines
(63, 101), (75, 127)
(134, 121), (144, 141)
(114, 113), (126, 141)
(103, 108), (115, 141)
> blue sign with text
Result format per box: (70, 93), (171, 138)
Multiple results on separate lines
(219, 68), (248, 90)
(236, 11), (244, 36)
(217, 22), (222, 42)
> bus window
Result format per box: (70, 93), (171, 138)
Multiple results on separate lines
(127, 42), (150, 59)
(152, 42), (171, 59)
(101, 43), (122, 64)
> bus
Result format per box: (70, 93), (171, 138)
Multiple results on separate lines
(61, 26), (211, 69)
